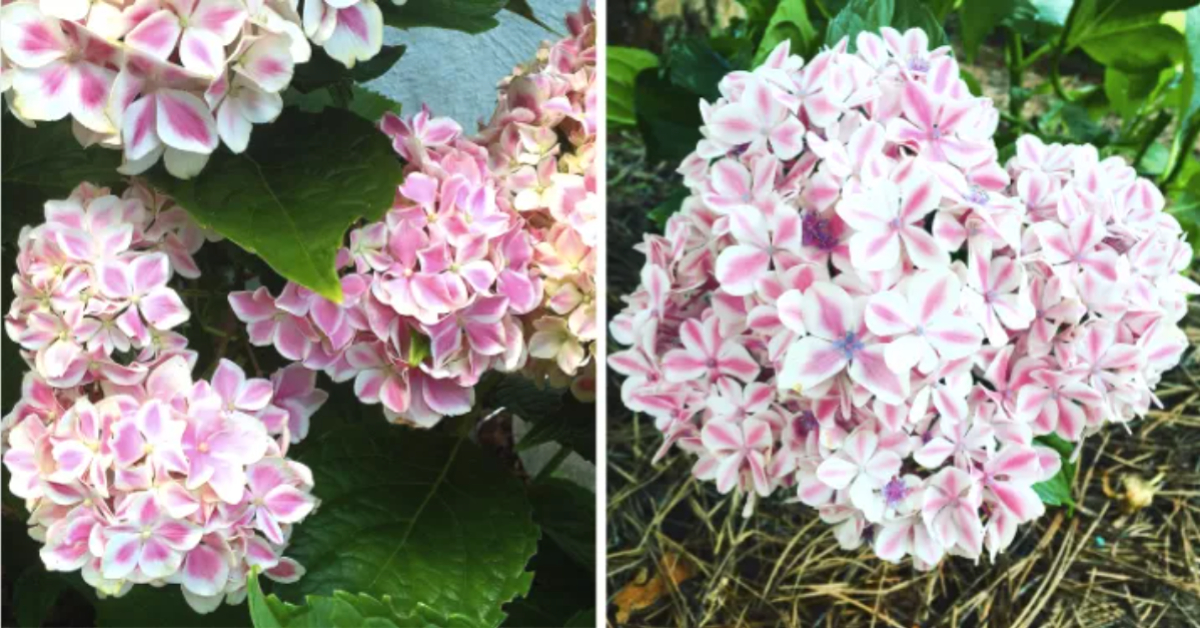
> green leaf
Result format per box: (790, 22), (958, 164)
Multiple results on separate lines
(960, 0), (1017, 62)
(515, 394), (595, 463)
(12, 567), (71, 628)
(607, 47), (659, 126)
(248, 571), (283, 628)
(273, 424), (538, 627)
(664, 40), (731, 101)
(825, 0), (893, 50)
(504, 0), (554, 30)
(291, 45), (407, 93)
(824, 0), (946, 50)
(286, 84), (403, 123)
(2, 115), (122, 216)
(634, 71), (704, 165)
(528, 479), (595, 571)
(147, 107), (402, 301)
(1060, 0), (1194, 71)
(1104, 67), (1164, 117)
(95, 585), (252, 627)
(1080, 21), (1185, 72)
(647, 188), (689, 229)
(753, 0), (819, 66)
(492, 374), (565, 422)
(564, 609), (596, 627)
(1164, 6), (1200, 185)
(380, 0), (506, 33)
(500, 534), (592, 628)
(251, 575), (454, 628)
(1032, 434), (1077, 515)
(891, 0), (948, 48)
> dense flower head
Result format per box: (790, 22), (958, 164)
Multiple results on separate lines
(610, 29), (1196, 568)
(0, 0), (396, 178)
(483, 0), (598, 397)
(3, 182), (325, 612)
(228, 4), (598, 423)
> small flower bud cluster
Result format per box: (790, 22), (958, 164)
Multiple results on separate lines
(609, 30), (1196, 567)
(3, 182), (327, 612)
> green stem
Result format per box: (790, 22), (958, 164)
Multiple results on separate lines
(1006, 28), (1025, 120)
(1049, 0), (1082, 103)
(1019, 43), (1053, 70)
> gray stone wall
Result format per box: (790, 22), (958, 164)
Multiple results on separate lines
(366, 0), (580, 126)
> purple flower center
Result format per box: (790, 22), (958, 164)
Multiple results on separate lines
(793, 411), (819, 438)
(801, 212), (839, 252)
(883, 477), (909, 507)
(966, 185), (989, 206)
(833, 331), (864, 359)
(929, 123), (943, 140)
(908, 56), (931, 72)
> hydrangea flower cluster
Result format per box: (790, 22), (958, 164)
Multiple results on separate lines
(0, 0), (392, 178)
(610, 30), (1196, 568)
(481, 1), (598, 397)
(3, 182), (326, 612)
(228, 5), (597, 425)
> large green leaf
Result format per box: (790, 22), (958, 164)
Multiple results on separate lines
(960, 0), (1017, 62)
(1164, 6), (1200, 185)
(825, 0), (894, 50)
(95, 585), (252, 627)
(753, 0), (819, 66)
(250, 572), (460, 628)
(1078, 17), (1185, 72)
(147, 107), (401, 302)
(607, 47), (659, 126)
(665, 40), (731, 102)
(272, 424), (538, 627)
(1, 115), (122, 216)
(824, 0), (946, 51)
(1104, 67), (1165, 117)
(380, 0), (506, 33)
(286, 84), (403, 124)
(528, 479), (595, 571)
(499, 536), (592, 628)
(634, 71), (704, 165)
(891, 0), (948, 48)
(292, 45), (406, 93)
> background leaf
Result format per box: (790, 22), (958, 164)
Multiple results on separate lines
(273, 424), (538, 627)
(634, 72), (704, 165)
(528, 479), (595, 571)
(380, 0), (506, 33)
(147, 107), (402, 301)
(825, 0), (894, 50)
(499, 536), (592, 627)
(960, 0), (1017, 62)
(1, 115), (122, 216)
(607, 47), (660, 126)
(291, 45), (407, 94)
(753, 0), (819, 66)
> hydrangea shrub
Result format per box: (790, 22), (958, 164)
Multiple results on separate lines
(3, 181), (325, 612)
(610, 30), (1196, 567)
(1, 2), (596, 624)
